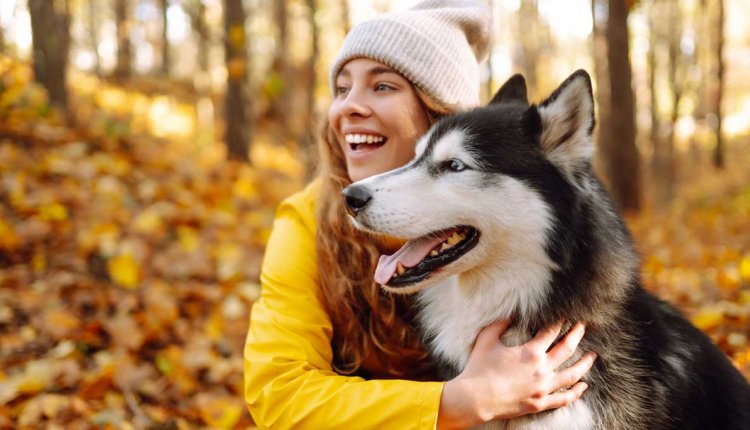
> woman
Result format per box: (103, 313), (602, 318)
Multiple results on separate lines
(244, 1), (596, 429)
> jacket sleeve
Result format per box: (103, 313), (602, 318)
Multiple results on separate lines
(244, 196), (445, 430)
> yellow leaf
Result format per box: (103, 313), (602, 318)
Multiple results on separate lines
(198, 395), (243, 430)
(32, 249), (46, 274)
(229, 25), (245, 49)
(739, 291), (750, 306)
(228, 58), (246, 80)
(740, 256), (750, 282)
(108, 253), (140, 289)
(232, 177), (257, 201)
(177, 226), (199, 252)
(205, 310), (224, 340)
(133, 209), (164, 234)
(692, 308), (724, 331)
(215, 242), (241, 281)
(38, 203), (67, 221)
(0, 218), (20, 250)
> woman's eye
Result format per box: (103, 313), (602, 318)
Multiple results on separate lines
(375, 83), (394, 92)
(335, 86), (349, 96)
(447, 159), (467, 172)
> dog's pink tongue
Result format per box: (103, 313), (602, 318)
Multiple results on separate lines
(374, 230), (453, 285)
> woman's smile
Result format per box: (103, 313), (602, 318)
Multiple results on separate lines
(328, 58), (430, 182)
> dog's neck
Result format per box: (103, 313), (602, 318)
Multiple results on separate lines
(416, 256), (558, 370)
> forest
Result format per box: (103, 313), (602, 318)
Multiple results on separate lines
(0, 0), (749, 428)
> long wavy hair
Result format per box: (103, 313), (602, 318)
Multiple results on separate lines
(315, 88), (453, 379)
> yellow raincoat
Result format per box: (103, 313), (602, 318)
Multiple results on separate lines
(244, 180), (445, 429)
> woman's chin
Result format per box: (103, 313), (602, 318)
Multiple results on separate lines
(346, 153), (391, 182)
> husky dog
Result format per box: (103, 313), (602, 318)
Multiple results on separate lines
(342, 71), (750, 429)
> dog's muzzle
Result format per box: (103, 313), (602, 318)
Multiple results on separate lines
(342, 185), (372, 216)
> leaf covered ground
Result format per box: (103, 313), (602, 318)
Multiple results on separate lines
(1, 56), (749, 428)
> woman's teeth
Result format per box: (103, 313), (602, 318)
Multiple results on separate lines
(345, 134), (385, 144)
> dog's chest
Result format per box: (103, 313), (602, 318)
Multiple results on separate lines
(416, 277), (531, 370)
(416, 277), (595, 430)
(476, 400), (594, 430)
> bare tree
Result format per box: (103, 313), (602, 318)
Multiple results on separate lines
(484, 0), (494, 101)
(301, 0), (320, 178)
(592, 0), (640, 212)
(341, 0), (351, 35)
(115, 0), (131, 78)
(159, 0), (170, 75)
(29, 0), (70, 112)
(649, 0), (687, 203)
(223, 0), (250, 162)
(712, 0), (725, 168)
(306, 0), (319, 133)
(515, 0), (540, 93)
(87, 0), (101, 76)
(269, 0), (290, 132)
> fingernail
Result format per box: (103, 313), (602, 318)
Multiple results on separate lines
(581, 382), (589, 391)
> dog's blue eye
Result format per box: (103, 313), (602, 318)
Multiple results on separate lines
(448, 159), (467, 172)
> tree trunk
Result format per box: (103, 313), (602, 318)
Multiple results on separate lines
(302, 0), (320, 179)
(662, 0), (685, 203)
(195, 1), (209, 75)
(591, 0), (612, 198)
(270, 0), (289, 132)
(484, 0), (494, 102)
(115, 0), (131, 79)
(160, 0), (170, 75)
(592, 0), (640, 212)
(515, 0), (540, 93)
(87, 0), (101, 76)
(712, 0), (724, 168)
(341, 0), (351, 35)
(690, 0), (708, 163)
(223, 0), (250, 162)
(29, 0), (69, 112)
(647, 3), (662, 204)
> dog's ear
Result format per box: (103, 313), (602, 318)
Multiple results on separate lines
(537, 70), (595, 174)
(489, 74), (528, 106)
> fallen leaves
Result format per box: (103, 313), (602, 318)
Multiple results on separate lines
(1, 57), (299, 428)
(627, 142), (750, 379)
(1, 54), (747, 428)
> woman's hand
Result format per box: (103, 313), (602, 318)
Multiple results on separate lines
(437, 320), (596, 430)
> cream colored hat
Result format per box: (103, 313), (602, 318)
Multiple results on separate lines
(330, 0), (491, 110)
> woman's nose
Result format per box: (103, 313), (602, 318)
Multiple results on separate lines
(340, 88), (371, 117)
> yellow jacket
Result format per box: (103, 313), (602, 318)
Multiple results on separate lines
(244, 180), (445, 429)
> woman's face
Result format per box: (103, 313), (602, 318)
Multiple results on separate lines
(328, 58), (431, 182)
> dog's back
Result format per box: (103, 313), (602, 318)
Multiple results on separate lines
(420, 72), (750, 429)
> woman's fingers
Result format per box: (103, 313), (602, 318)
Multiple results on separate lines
(534, 382), (589, 412)
(528, 320), (564, 351)
(547, 322), (586, 367)
(474, 319), (512, 351)
(552, 351), (597, 391)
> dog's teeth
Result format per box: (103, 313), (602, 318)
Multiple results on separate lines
(430, 250), (439, 257)
(447, 233), (462, 245)
(440, 243), (451, 252)
(397, 263), (406, 275)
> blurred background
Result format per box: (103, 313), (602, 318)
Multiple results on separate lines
(0, 0), (748, 428)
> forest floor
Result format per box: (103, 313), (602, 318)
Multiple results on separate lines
(1, 56), (749, 429)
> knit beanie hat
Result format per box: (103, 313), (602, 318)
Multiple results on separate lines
(330, 0), (491, 110)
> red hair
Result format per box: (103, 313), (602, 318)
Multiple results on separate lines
(315, 88), (451, 378)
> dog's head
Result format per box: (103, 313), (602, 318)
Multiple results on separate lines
(343, 70), (595, 294)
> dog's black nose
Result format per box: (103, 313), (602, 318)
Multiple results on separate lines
(342, 185), (372, 215)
